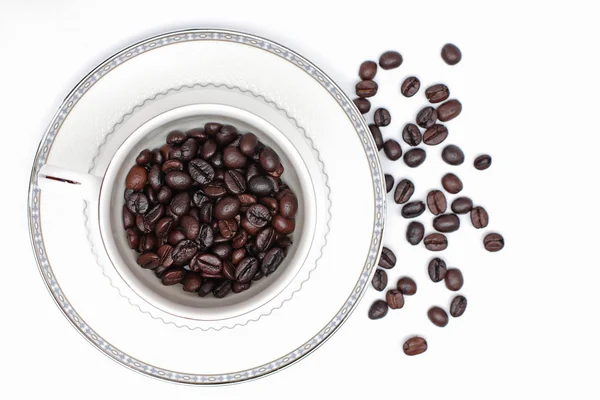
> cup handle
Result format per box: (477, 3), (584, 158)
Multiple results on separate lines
(37, 165), (102, 202)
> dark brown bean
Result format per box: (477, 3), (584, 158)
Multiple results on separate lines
(171, 239), (198, 265)
(401, 201), (426, 218)
(212, 280), (232, 298)
(450, 295), (467, 317)
(383, 140), (403, 161)
(416, 106), (438, 129)
(474, 154), (492, 170)
(239, 133), (259, 156)
(186, 128), (207, 142)
(374, 108), (391, 127)
(166, 131), (186, 144)
(272, 215), (295, 235)
(437, 99), (462, 122)
(428, 307), (449, 327)
(165, 171), (193, 190)
(125, 165), (147, 191)
(394, 179), (414, 204)
(401, 76), (420, 97)
(190, 253), (222, 274)
(441, 144), (464, 165)
(182, 272), (202, 292)
(424, 233), (448, 251)
(379, 51), (402, 70)
(279, 191), (298, 218)
(162, 268), (186, 286)
(406, 221), (425, 245)
(359, 60), (377, 80)
(167, 229), (185, 246)
(372, 269), (388, 291)
(428, 257), (447, 282)
(218, 219), (238, 239)
(445, 268), (464, 291)
(136, 149), (152, 165)
(425, 84), (450, 104)
(451, 197), (473, 214)
(126, 228), (139, 249)
(137, 252), (160, 269)
(368, 300), (388, 320)
(441, 173), (463, 194)
(385, 174), (394, 193)
(147, 165), (163, 191)
(261, 247), (285, 276)
(403, 148), (426, 168)
(356, 80), (378, 98)
(402, 124), (422, 146)
(403, 337), (427, 356)
(122, 205), (135, 229)
(353, 98), (371, 114)
(200, 139), (218, 160)
(423, 124), (449, 145)
(386, 289), (405, 309)
(235, 257), (259, 283)
(169, 192), (191, 216)
(369, 124), (384, 151)
(378, 246), (396, 269)
(231, 248), (246, 265)
(211, 242), (233, 260)
(433, 214), (460, 233)
(397, 277), (417, 295)
(470, 206), (489, 229)
(441, 43), (462, 65)
(197, 279), (216, 297)
(248, 176), (274, 196)
(126, 192), (149, 215)
(179, 215), (200, 240)
(224, 169), (246, 195)
(484, 233), (504, 252)
(215, 125), (238, 146)
(427, 190), (447, 215)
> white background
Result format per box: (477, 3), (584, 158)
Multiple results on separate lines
(1, 0), (599, 398)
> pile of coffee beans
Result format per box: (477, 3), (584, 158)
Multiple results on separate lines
(356, 44), (505, 356)
(122, 123), (298, 298)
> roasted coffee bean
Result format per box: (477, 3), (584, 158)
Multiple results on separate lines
(374, 108), (391, 127)
(372, 269), (388, 291)
(245, 163), (261, 182)
(166, 131), (186, 145)
(168, 146), (183, 161)
(160, 144), (172, 161)
(433, 214), (460, 233)
(126, 192), (149, 215)
(124, 188), (134, 201)
(356, 80), (378, 98)
(123, 205), (135, 229)
(191, 253), (222, 274)
(212, 280), (232, 298)
(402, 124), (422, 146)
(386, 289), (405, 309)
(266, 176), (280, 195)
(140, 234), (158, 252)
(222, 146), (247, 169)
(212, 196), (240, 220)
(145, 186), (158, 204)
(416, 106), (438, 129)
(136, 214), (154, 234)
(218, 219), (238, 239)
(425, 84), (450, 104)
(187, 158), (214, 185)
(136, 149), (153, 165)
(260, 196), (279, 216)
(137, 252), (160, 269)
(221, 260), (236, 280)
(215, 125), (238, 146)
(379, 51), (402, 70)
(212, 242), (233, 259)
(232, 229), (248, 249)
(272, 215), (295, 234)
(125, 165), (147, 191)
(401, 201), (426, 218)
(200, 139), (218, 160)
(260, 147), (280, 173)
(403, 337), (427, 356)
(424, 233), (448, 251)
(368, 300), (389, 320)
(406, 221), (425, 245)
(401, 76), (420, 97)
(353, 98), (371, 114)
(171, 239), (198, 265)
(179, 215), (200, 240)
(231, 248), (246, 265)
(190, 191), (208, 209)
(193, 224), (213, 250)
(204, 122), (222, 136)
(152, 149), (164, 165)
(369, 124), (384, 151)
(241, 218), (261, 236)
(385, 174), (394, 193)
(403, 148), (426, 168)
(246, 204), (271, 227)
(170, 192), (191, 216)
(238, 132), (258, 156)
(423, 124), (448, 145)
(474, 154), (492, 170)
(153, 243), (172, 265)
(186, 128), (207, 142)
(199, 203), (213, 223)
(203, 183), (227, 199)
(451, 197), (473, 214)
(397, 277), (417, 295)
(165, 171), (193, 190)
(450, 295), (467, 317)
(378, 246), (396, 269)
(441, 173), (463, 194)
(126, 228), (139, 249)
(484, 233), (504, 252)
(155, 217), (174, 242)
(235, 257), (259, 283)
(167, 229), (185, 246)
(428, 307), (449, 327)
(238, 193), (257, 207)
(383, 140), (403, 161)
(161, 267), (185, 286)
(180, 138), (198, 161)
(224, 170), (246, 194)
(428, 257), (447, 282)
(441, 144), (464, 165)
(182, 272), (202, 292)
(427, 190), (447, 215)
(445, 268), (464, 291)
(197, 279), (216, 297)
(394, 179), (415, 204)
(277, 236), (293, 249)
(252, 269), (264, 281)
(261, 247), (285, 276)
(437, 99), (462, 122)
(147, 165), (163, 191)
(231, 281), (251, 293)
(248, 176), (274, 196)
(359, 60), (377, 80)
(470, 206), (489, 229)
(441, 43), (462, 65)
(161, 159), (183, 173)
(256, 227), (276, 251)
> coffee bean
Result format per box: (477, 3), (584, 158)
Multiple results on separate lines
(394, 179), (414, 204)
(152, 149), (164, 165)
(199, 203), (213, 223)
(369, 124), (384, 151)
(428, 307), (449, 327)
(379, 51), (402, 70)
(386, 289), (405, 309)
(445, 268), (463, 291)
(423, 124), (448, 145)
(259, 197), (279, 216)
(195, 223), (214, 250)
(215, 125), (238, 147)
(261, 247), (285, 276)
(402, 124), (422, 146)
(187, 158), (214, 185)
(126, 228), (139, 249)
(433, 214), (460, 233)
(425, 84), (450, 104)
(441, 173), (463, 194)
(157, 244), (174, 267)
(416, 106), (438, 129)
(171, 239), (198, 265)
(353, 98), (371, 114)
(238, 193), (257, 207)
(248, 176), (274, 196)
(374, 108), (391, 127)
(126, 192), (149, 215)
(170, 192), (191, 216)
(441, 43), (461, 65)
(256, 227), (276, 251)
(356, 80), (378, 98)
(197, 279), (216, 297)
(279, 192), (298, 218)
(181, 272), (202, 292)
(272, 215), (295, 235)
(378, 247), (396, 269)
(204, 183), (227, 199)
(186, 128), (207, 142)
(138, 234), (157, 252)
(239, 133), (258, 156)
(403, 148), (426, 168)
(474, 154), (492, 170)
(147, 165), (163, 191)
(428, 258), (447, 282)
(470, 206), (489, 229)
(241, 218), (261, 236)
(484, 233), (504, 252)
(359, 60), (377, 80)
(212, 196), (240, 220)
(223, 147), (247, 169)
(401, 76), (420, 97)
(260, 147), (280, 173)
(450, 295), (467, 317)
(219, 260), (235, 281)
(137, 252), (160, 269)
(190, 253), (222, 274)
(372, 269), (388, 291)
(235, 257), (259, 283)
(385, 174), (394, 193)
(406, 221), (425, 245)
(166, 131), (186, 144)
(212, 242), (233, 260)
(217, 219), (238, 239)
(401, 201), (426, 218)
(246, 204), (271, 228)
(155, 217), (174, 242)
(157, 187), (173, 205)
(162, 268), (186, 286)
(441, 144), (464, 165)
(122, 205), (135, 229)
(426, 190), (447, 216)
(212, 280), (232, 298)
(180, 138), (198, 161)
(451, 197), (473, 214)
(277, 236), (293, 249)
(167, 229), (185, 246)
(223, 170), (246, 195)
(204, 122), (222, 135)
(383, 140), (403, 161)
(165, 171), (193, 190)
(200, 139), (218, 160)
(437, 99), (462, 122)
(231, 229), (248, 249)
(397, 277), (417, 295)
(178, 215), (198, 240)
(403, 337), (427, 356)
(368, 300), (389, 320)
(424, 233), (448, 251)
(145, 186), (158, 204)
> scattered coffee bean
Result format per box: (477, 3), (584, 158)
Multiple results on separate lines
(433, 214), (460, 233)
(136, 149), (153, 165)
(126, 192), (149, 215)
(441, 173), (463, 194)
(383, 139), (403, 161)
(356, 80), (378, 98)
(212, 280), (232, 298)
(182, 272), (202, 292)
(428, 258), (447, 282)
(406, 221), (425, 245)
(484, 233), (504, 252)
(379, 247), (396, 269)
(470, 206), (489, 229)
(359, 60), (377, 80)
(161, 268), (185, 286)
(416, 106), (438, 129)
(437, 99), (462, 122)
(426, 190), (447, 215)
(450, 295), (467, 317)
(379, 51), (403, 70)
(403, 337), (427, 356)
(368, 300), (389, 320)
(441, 144), (464, 165)
(386, 289), (405, 309)
(441, 43), (462, 65)
(424, 233), (448, 251)
(353, 98), (371, 114)
(425, 84), (450, 104)
(401, 201), (426, 218)
(401, 76), (420, 97)
(394, 179), (415, 204)
(403, 148), (426, 168)
(197, 280), (216, 297)
(397, 277), (417, 295)
(372, 269), (388, 291)
(474, 154), (492, 170)
(374, 108), (392, 127)
(451, 197), (473, 214)
(385, 174), (394, 193)
(423, 124), (449, 145)
(445, 268), (464, 291)
(402, 124), (422, 146)
(369, 124), (384, 151)
(428, 307), (449, 327)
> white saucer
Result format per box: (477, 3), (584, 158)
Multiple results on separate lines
(28, 29), (385, 384)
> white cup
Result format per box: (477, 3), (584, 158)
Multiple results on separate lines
(38, 104), (317, 322)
